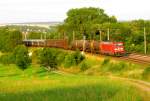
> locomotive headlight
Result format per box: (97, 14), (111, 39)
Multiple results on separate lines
(114, 48), (118, 51)
(120, 48), (123, 50)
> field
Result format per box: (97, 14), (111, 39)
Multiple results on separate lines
(0, 64), (143, 101)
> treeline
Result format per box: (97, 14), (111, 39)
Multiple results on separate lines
(37, 48), (85, 71)
(0, 27), (22, 52)
(0, 46), (85, 72)
(55, 7), (150, 54)
(5, 25), (50, 33)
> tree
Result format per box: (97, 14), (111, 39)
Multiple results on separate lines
(0, 27), (22, 52)
(38, 48), (58, 71)
(13, 45), (31, 71)
(61, 7), (117, 41)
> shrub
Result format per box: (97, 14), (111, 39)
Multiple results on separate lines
(13, 45), (31, 71)
(64, 50), (85, 68)
(64, 54), (76, 68)
(38, 48), (58, 71)
(56, 51), (68, 66)
(0, 54), (15, 65)
(135, 44), (144, 53)
(73, 50), (85, 65)
(142, 66), (150, 80)
(79, 60), (91, 71)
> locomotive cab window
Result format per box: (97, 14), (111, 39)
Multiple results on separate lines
(115, 43), (123, 46)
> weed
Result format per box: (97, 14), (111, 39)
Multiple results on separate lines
(101, 58), (110, 66)
(142, 66), (150, 80)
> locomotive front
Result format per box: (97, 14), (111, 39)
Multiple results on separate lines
(113, 42), (125, 56)
(100, 42), (125, 56)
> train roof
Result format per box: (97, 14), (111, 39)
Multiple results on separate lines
(23, 39), (46, 42)
(101, 41), (123, 43)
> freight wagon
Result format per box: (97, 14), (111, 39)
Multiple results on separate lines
(23, 39), (68, 49)
(23, 39), (125, 56)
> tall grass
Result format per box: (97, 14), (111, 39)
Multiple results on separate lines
(0, 64), (142, 101)
(142, 66), (150, 81)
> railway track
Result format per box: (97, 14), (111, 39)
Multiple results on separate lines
(119, 53), (150, 65)
(86, 52), (150, 65)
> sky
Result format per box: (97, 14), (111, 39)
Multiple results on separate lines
(0, 0), (149, 23)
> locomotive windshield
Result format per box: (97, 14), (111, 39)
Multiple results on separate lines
(115, 43), (123, 46)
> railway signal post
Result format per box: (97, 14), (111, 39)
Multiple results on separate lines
(83, 35), (86, 54)
(73, 31), (75, 41)
(107, 28), (110, 41)
(144, 27), (147, 54)
(99, 30), (102, 41)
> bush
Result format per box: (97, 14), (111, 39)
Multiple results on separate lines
(135, 44), (144, 53)
(13, 45), (31, 71)
(38, 48), (58, 71)
(142, 66), (150, 80)
(73, 50), (85, 65)
(0, 54), (15, 65)
(64, 54), (76, 68)
(56, 51), (68, 66)
(79, 60), (91, 71)
(64, 50), (85, 68)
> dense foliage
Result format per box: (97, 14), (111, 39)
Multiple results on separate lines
(0, 27), (22, 52)
(13, 45), (31, 71)
(0, 54), (14, 65)
(38, 48), (59, 71)
(38, 48), (85, 70)
(56, 7), (150, 54)
(58, 7), (116, 41)
(64, 50), (85, 68)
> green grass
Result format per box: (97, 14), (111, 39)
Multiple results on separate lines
(0, 64), (143, 101)
(142, 66), (150, 81)
(81, 56), (145, 80)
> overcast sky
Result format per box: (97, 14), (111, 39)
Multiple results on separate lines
(0, 0), (149, 23)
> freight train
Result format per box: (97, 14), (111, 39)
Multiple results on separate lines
(23, 39), (125, 56)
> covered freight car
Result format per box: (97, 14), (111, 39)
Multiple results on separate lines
(46, 39), (68, 49)
(70, 40), (91, 51)
(100, 42), (125, 56)
(90, 40), (100, 53)
(23, 39), (68, 49)
(23, 39), (46, 47)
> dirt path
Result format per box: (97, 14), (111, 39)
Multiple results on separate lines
(109, 76), (150, 101)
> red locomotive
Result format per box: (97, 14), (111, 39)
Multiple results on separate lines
(23, 39), (125, 56)
(100, 42), (125, 56)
